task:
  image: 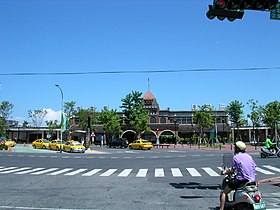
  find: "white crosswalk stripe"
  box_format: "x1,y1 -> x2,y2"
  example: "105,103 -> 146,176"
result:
0,165 -> 279,178
256,167 -> 275,175
31,168 -> 59,175
202,167 -> 220,177
186,168 -> 201,176
0,167 -> 30,174
155,168 -> 164,177
48,168 -> 73,176
15,168 -> 45,174
100,169 -> 117,176
171,168 -> 183,177
118,169 -> 132,177
136,169 -> 148,177
82,169 -> 102,176
65,169 -> 88,176
0,167 -> 18,172
262,165 -> 280,173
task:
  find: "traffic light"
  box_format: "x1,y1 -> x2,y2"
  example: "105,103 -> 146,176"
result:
214,0 -> 278,10
206,0 -> 279,22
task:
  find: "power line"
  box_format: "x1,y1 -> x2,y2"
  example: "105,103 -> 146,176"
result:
0,66 -> 280,76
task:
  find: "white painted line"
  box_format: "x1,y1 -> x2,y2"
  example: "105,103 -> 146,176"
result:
48,168 -> 73,175
100,169 -> 117,177
171,168 -> 183,177
118,169 -> 133,177
256,167 -> 275,175
31,168 -> 59,175
65,169 -> 88,176
82,169 -> 102,176
155,168 -> 164,177
136,169 -> 148,177
263,165 -> 280,173
0,167 -> 18,172
0,167 -> 31,174
202,167 -> 220,177
15,168 -> 45,174
186,168 -> 201,177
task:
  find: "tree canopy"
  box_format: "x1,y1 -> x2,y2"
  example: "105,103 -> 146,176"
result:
120,90 -> 150,139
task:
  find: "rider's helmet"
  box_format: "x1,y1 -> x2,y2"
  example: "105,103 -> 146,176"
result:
267,135 -> 270,139
235,141 -> 246,153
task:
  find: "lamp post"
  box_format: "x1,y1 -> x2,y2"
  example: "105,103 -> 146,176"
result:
55,84 -> 64,153
174,114 -> 177,147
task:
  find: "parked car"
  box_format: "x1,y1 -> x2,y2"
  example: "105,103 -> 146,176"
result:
128,139 -> 152,150
5,139 -> 16,147
63,141 -> 85,153
49,140 -> 65,151
32,139 -> 50,149
107,138 -> 129,148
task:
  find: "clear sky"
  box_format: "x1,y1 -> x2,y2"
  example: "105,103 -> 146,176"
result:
0,0 -> 279,125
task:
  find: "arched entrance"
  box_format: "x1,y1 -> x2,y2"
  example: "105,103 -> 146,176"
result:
159,130 -> 176,144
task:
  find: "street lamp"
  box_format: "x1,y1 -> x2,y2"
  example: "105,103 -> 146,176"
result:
55,84 -> 64,153
174,114 -> 177,146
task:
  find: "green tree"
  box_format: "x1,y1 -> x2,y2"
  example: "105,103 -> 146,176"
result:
45,120 -> 59,140
98,109 -> 122,141
261,100 -> 280,139
64,101 -> 76,139
247,99 -> 262,143
120,91 -> 150,139
226,100 -> 245,142
193,104 -> 214,144
74,106 -> 97,130
28,109 -> 47,139
0,101 -> 14,137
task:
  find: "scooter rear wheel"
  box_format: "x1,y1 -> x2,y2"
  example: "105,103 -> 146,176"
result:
260,153 -> 267,158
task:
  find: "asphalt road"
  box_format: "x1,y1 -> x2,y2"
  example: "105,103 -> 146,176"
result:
0,145 -> 279,210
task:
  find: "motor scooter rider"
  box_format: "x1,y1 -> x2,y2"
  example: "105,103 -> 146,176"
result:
265,135 -> 276,152
219,141 -> 257,210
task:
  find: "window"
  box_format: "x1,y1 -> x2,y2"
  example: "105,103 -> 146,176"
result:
160,117 -> 166,123
150,116 -> 157,123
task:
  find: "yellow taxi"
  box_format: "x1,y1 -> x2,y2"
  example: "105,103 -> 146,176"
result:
63,141 -> 85,153
5,139 -> 16,147
128,139 -> 152,150
32,139 -> 50,149
49,140 -> 65,151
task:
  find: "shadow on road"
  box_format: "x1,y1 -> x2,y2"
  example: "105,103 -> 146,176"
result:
170,182 -> 221,190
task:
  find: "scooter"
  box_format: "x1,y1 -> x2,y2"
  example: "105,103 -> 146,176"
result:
260,140 -> 280,158
220,153 -> 266,210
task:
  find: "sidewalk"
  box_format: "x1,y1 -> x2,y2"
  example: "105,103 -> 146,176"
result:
161,143 -> 262,152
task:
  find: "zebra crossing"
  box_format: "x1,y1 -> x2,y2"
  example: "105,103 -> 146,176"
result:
0,165 -> 279,178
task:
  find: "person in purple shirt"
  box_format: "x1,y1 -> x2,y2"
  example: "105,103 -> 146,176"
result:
219,141 -> 256,210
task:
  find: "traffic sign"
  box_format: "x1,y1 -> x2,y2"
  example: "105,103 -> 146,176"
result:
270,2 -> 280,20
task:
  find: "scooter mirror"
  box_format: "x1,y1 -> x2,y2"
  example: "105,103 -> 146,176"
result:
222,153 -> 233,169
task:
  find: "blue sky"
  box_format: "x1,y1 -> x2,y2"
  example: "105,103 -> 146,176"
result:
0,0 -> 279,125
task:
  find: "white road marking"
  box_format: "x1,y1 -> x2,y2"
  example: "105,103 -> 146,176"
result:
31,168 -> 59,175
65,169 -> 88,176
136,169 -> 148,177
171,168 -> 183,177
48,168 -> 73,175
100,169 -> 117,176
155,168 -> 164,177
0,167 -> 31,174
202,167 -> 220,177
82,169 -> 102,176
262,165 -> 280,173
118,169 -> 133,177
186,168 -> 201,177
256,167 -> 275,175
15,168 -> 45,174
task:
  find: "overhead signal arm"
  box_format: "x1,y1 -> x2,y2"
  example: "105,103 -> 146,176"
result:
206,0 -> 279,22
